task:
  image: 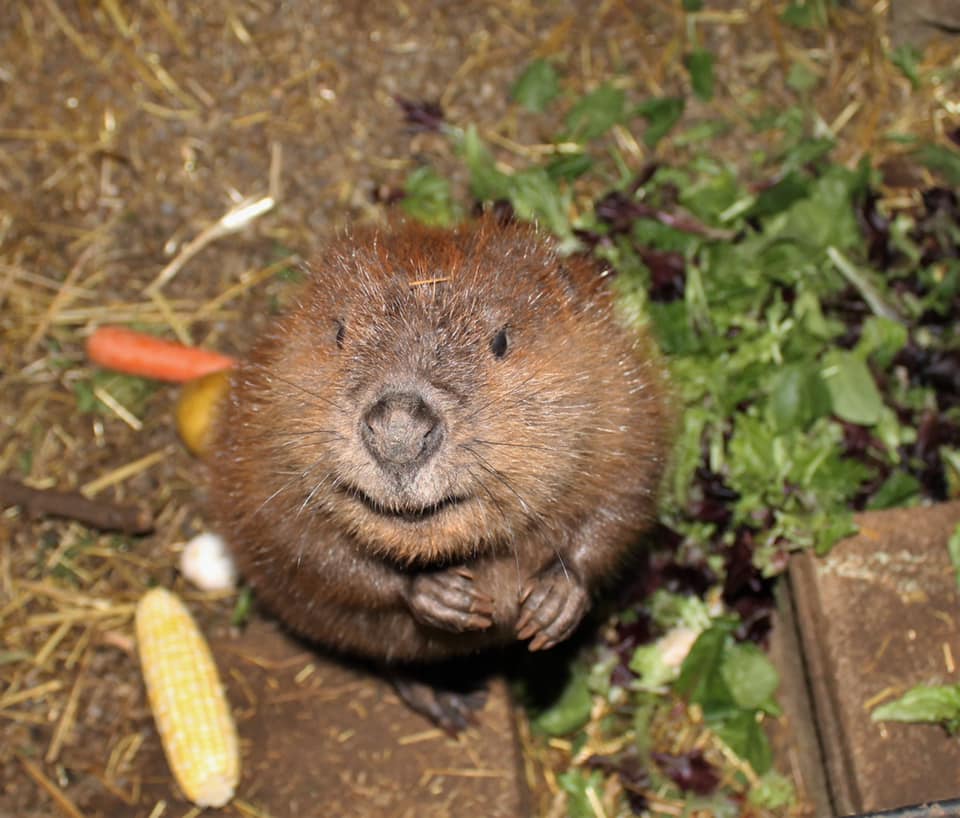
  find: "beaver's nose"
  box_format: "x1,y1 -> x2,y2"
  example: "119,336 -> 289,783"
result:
360,391 -> 444,470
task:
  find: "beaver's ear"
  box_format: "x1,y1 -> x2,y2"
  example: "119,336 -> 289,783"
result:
335,319 -> 346,349
490,327 -> 509,359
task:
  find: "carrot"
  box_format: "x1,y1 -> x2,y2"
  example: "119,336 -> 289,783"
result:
86,326 -> 237,383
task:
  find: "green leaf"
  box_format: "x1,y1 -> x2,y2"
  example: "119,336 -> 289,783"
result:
872,683 -> 960,733
511,59 -> 561,113
685,49 -> 714,101
915,143 -> 960,187
748,171 -> 811,219
586,650 -> 619,698
720,642 -> 780,712
794,289 -> 844,341
749,770 -> 797,809
821,350 -> 884,425
780,137 -> 836,175
649,300 -> 699,356
682,0 -> 703,9
75,371 -> 157,418
786,61 -> 819,93
508,167 -> 574,242
867,471 -> 921,510
726,416 -> 779,496
545,152 -> 594,181
667,407 -> 710,508
632,693 -> 660,756
635,97 -> 685,148
781,0 -> 833,28
856,316 -> 908,368
774,169 -> 860,251
459,127 -> 577,241
558,770 -> 605,818
811,507 -> 858,556
231,586 -> 254,627
646,589 -> 713,631
533,665 -> 593,736
17,448 -> 33,476
565,84 -> 625,142
74,379 -> 97,413
676,624 -> 737,719
629,644 -> 676,689
712,710 -> 774,774
726,415 -> 868,549
458,125 -> 512,201
673,118 -> 731,146
400,166 -> 462,226
889,44 -> 922,90
766,363 -> 832,432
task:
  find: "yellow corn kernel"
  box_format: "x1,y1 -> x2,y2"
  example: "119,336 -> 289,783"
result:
135,587 -> 239,807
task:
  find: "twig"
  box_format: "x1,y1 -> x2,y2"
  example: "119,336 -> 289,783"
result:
47,652 -> 90,763
40,0 -> 100,62
17,754 -> 88,818
80,449 -> 167,498
0,477 -> 154,534
0,680 -> 64,709
145,195 -> 275,293
25,240 -> 102,357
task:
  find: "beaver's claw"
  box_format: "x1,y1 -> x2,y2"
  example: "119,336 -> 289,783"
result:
407,566 -> 495,632
516,562 -> 589,651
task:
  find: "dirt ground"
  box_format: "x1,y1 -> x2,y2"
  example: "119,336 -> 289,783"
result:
0,1 -> 953,816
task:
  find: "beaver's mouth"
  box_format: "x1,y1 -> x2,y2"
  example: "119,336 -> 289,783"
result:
342,485 -> 470,523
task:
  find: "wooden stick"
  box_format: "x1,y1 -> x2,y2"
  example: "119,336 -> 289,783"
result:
0,477 -> 153,535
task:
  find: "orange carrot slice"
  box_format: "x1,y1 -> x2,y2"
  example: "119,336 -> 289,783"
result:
86,326 -> 236,383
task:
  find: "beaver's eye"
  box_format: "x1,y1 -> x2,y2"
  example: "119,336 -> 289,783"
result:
335,320 -> 346,349
490,327 -> 509,359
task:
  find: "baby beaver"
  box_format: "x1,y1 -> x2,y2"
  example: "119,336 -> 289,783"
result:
209,216 -> 670,726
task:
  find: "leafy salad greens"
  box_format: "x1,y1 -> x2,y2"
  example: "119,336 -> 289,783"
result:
396,38 -> 960,815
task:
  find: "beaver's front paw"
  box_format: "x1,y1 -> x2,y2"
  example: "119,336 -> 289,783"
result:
407,567 -> 495,632
516,562 -> 590,651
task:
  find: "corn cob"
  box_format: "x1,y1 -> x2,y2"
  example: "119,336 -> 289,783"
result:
135,587 -> 240,807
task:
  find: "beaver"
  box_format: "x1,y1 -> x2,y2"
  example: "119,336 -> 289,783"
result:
208,216 -> 670,726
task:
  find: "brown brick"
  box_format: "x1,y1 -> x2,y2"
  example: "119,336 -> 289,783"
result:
785,502 -> 960,814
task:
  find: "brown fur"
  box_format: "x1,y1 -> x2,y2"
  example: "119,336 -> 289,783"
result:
208,217 -> 670,663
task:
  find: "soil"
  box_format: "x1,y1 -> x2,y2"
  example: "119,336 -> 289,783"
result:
76,619 -> 528,818
0,1 -> 954,816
